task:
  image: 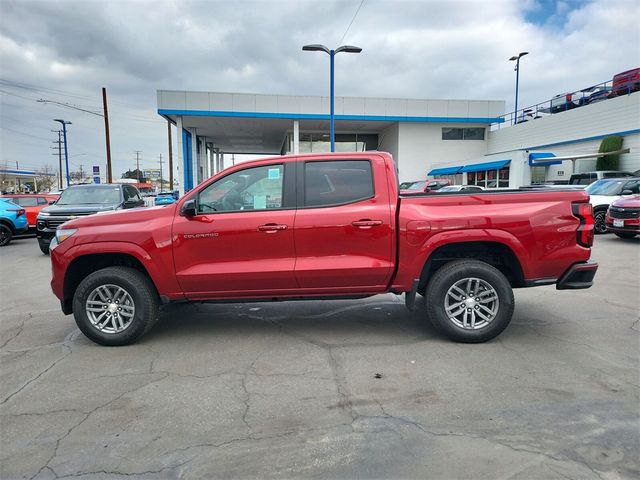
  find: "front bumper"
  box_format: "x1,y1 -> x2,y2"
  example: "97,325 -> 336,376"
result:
556,261 -> 598,290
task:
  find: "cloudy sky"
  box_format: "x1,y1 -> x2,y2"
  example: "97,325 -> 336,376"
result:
0,0 -> 638,182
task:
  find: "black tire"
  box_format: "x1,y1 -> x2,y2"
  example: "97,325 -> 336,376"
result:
594,210 -> 608,234
615,232 -> 638,239
38,240 -> 50,255
425,260 -> 515,343
73,266 -> 159,346
0,224 -> 12,247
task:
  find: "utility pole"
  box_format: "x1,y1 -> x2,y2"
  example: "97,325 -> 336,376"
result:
167,121 -> 173,192
134,151 -> 142,183
51,130 -> 63,189
102,87 -> 113,183
158,154 -> 164,193
79,164 -> 84,182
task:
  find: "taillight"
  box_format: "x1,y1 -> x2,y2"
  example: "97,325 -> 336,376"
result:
572,202 -> 594,247
8,208 -> 25,218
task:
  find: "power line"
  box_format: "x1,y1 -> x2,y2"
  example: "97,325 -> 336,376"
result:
339,0 -> 366,45
0,125 -> 52,141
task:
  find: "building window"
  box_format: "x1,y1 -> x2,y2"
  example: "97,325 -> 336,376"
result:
467,167 -> 510,188
442,128 -> 485,140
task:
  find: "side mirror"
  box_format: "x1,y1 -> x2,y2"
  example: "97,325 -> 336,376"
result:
48,200 -> 56,205
424,187 -> 431,193
181,199 -> 197,217
621,189 -> 633,195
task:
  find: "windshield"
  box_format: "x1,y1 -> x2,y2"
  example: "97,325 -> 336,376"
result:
406,181 -> 425,190
585,179 -> 625,196
57,186 -> 122,205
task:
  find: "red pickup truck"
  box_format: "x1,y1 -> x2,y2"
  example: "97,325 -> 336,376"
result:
49,152 -> 597,346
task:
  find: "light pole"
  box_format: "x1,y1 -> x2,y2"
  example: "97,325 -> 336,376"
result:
509,52 -> 528,125
54,119 -> 72,187
302,44 -> 362,152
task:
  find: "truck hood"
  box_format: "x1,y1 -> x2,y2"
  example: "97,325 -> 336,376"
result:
40,203 -> 119,216
62,205 -> 175,229
589,194 -> 620,207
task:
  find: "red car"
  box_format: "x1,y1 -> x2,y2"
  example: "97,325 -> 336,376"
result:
1,194 -> 59,231
605,194 -> 640,238
49,152 -> 597,346
399,179 -> 450,194
611,67 -> 640,96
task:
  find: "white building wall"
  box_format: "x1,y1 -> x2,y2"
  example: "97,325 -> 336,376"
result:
378,124 -> 399,169
488,93 -> 640,172
158,90 -> 504,120
396,123 -> 489,182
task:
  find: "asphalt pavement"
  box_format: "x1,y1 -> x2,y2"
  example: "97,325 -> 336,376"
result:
1,234 -> 638,479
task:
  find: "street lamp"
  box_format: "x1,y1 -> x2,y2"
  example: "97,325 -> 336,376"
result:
302,44 -> 362,152
53,119 -> 72,187
509,52 -> 528,125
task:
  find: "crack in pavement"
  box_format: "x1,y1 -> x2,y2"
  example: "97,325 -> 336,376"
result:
27,373 -> 170,480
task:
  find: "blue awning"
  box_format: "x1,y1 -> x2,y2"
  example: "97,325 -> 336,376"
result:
427,166 -> 462,176
460,160 -> 510,173
529,152 -> 562,166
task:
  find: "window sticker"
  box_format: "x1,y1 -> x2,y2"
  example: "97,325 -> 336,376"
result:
268,168 -> 280,180
253,195 -> 267,209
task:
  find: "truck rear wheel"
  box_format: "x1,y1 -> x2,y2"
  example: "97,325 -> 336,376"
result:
72,266 -> 159,346
425,260 -> 514,343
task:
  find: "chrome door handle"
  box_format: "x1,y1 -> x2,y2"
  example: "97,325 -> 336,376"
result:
258,223 -> 288,232
352,219 -> 383,228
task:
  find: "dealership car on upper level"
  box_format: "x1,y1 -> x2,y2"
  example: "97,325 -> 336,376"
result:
48,152 -> 598,347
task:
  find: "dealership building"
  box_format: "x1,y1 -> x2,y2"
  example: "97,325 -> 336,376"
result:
157,90 -> 639,193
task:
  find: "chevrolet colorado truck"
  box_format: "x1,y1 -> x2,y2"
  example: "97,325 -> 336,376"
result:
49,152 -> 597,346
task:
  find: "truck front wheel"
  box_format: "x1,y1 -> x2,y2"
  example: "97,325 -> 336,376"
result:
72,266 -> 159,346
425,260 -> 514,343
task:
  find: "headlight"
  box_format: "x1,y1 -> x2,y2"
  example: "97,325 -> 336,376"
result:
56,228 -> 78,243
38,211 -> 50,217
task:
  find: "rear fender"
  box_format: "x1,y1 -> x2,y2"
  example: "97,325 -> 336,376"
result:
394,229 -> 530,291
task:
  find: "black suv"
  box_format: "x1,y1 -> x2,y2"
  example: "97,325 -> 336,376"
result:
36,184 -> 145,254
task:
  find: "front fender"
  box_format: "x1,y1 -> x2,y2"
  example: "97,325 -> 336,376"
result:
55,241 -> 183,299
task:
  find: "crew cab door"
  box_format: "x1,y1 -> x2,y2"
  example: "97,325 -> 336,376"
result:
293,156 -> 394,292
172,162 -> 298,299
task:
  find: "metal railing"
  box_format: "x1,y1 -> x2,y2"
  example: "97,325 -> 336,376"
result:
492,79 -> 636,130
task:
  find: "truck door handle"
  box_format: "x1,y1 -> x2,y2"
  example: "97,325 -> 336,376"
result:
352,219 -> 383,228
258,223 -> 288,232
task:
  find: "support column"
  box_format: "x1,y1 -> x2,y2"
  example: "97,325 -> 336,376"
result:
176,116 -> 185,196
293,120 -> 300,154
220,153 -> 224,171
188,128 -> 198,189
198,136 -> 207,184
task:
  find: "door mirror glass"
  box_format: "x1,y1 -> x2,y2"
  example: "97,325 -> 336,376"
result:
181,199 -> 197,217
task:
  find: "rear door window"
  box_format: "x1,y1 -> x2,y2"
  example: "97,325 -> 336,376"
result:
16,197 -> 38,207
303,160 -> 374,207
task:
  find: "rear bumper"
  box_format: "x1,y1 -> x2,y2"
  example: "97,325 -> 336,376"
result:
556,261 -> 598,290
